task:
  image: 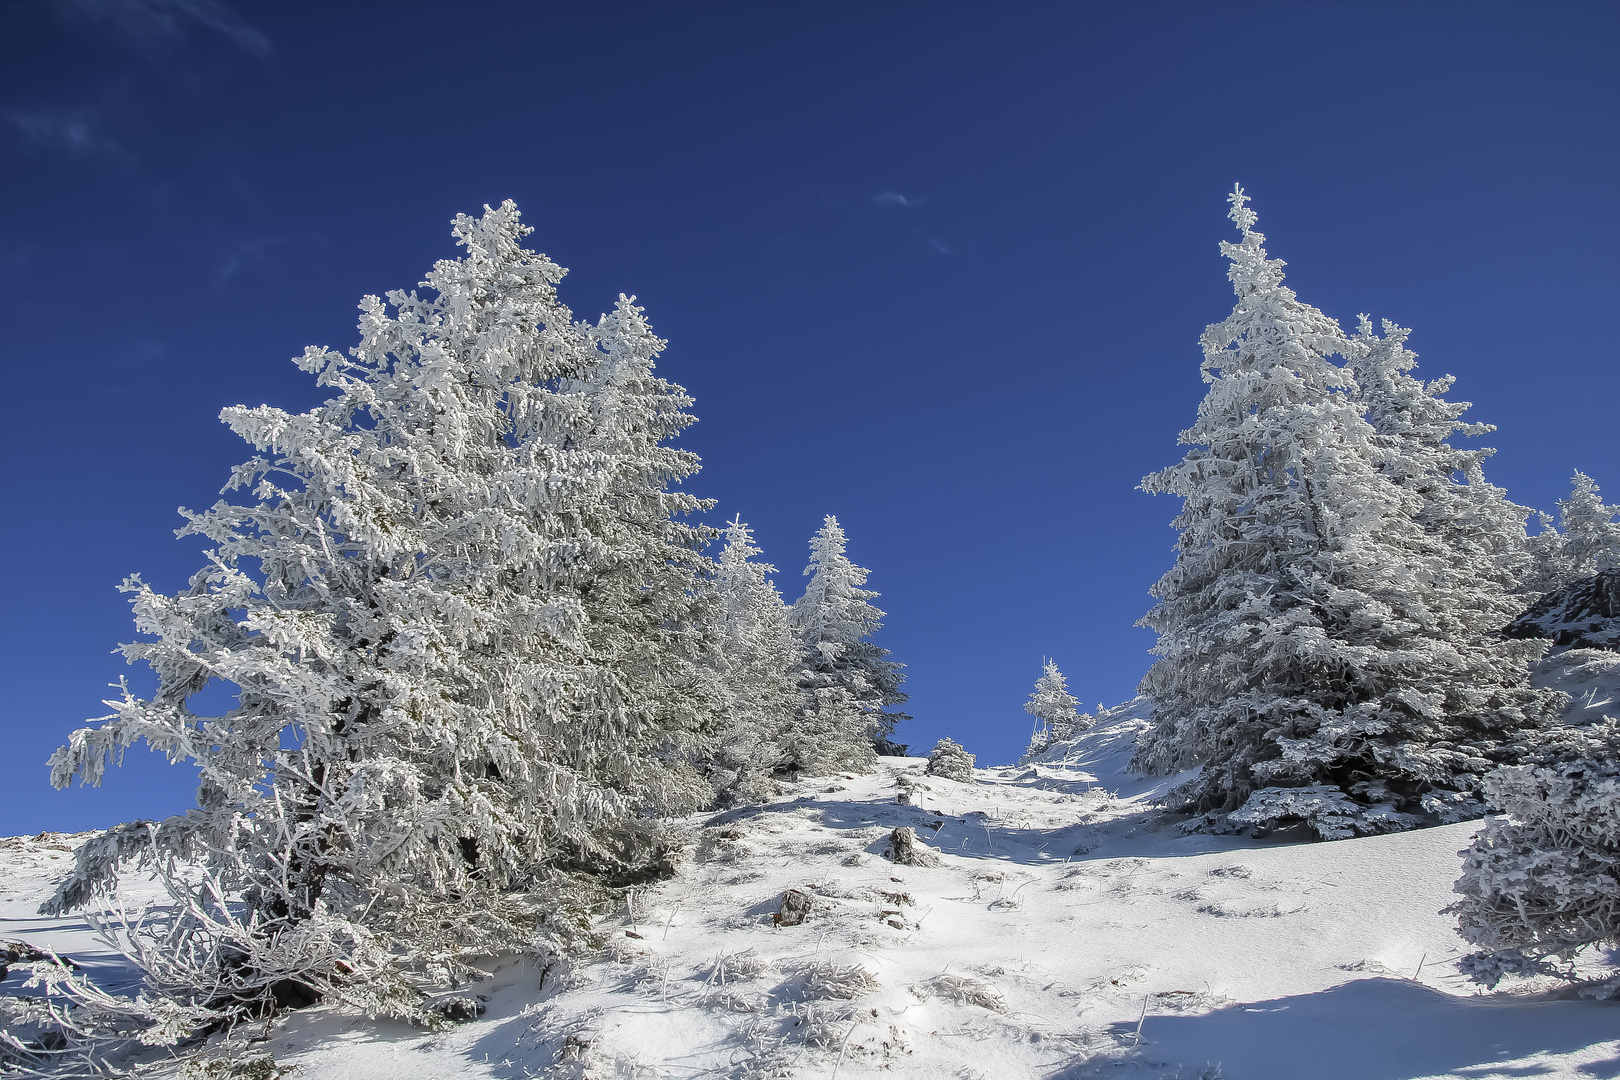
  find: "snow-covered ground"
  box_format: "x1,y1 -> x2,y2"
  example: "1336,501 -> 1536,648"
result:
1532,648 -> 1620,727
5,703 -> 1619,1078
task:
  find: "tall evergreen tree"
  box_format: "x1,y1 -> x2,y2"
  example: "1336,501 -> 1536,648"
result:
701,517 -> 799,802
786,515 -> 908,772
1134,187 -> 1558,839
41,203 -> 715,1025
1349,316 -> 1535,591
1347,316 -> 1560,773
559,292 -> 720,845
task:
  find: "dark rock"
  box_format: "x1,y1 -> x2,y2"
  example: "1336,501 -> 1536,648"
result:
1505,570 -> 1620,651
887,826 -> 941,867
268,978 -> 321,1010
656,847 -> 686,879
774,888 -> 814,926
432,995 -> 486,1022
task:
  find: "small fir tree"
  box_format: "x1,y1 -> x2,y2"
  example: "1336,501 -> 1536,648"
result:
786,515 -> 908,772
1549,471 -> 1620,589
1023,659 -> 1086,758
925,738 -> 976,783
40,203 -> 715,1030
702,518 -> 799,803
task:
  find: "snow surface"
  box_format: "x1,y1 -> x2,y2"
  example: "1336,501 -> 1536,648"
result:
7,702 -> 1620,1078
1532,648 -> 1620,728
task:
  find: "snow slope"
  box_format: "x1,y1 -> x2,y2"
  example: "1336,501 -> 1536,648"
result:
5,707 -> 1619,1078
1532,648 -> 1620,727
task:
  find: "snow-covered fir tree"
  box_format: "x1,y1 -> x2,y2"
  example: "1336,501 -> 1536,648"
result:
1534,471 -> 1620,591
1346,315 -> 1561,775
1022,659 -> 1086,760
700,517 -> 799,803
1134,186 -> 1561,838
785,515 -> 908,772
41,202 -> 716,1029
556,290 -> 721,855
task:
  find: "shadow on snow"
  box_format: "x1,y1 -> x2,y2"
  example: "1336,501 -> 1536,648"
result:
1062,977 -> 1620,1080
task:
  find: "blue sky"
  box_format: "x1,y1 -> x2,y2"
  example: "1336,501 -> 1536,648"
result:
2,1 -> 1616,834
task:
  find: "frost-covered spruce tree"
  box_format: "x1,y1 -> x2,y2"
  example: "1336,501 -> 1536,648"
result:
1537,471 -> 1620,591
701,517 -> 799,803
1346,317 -> 1562,776
556,290 -> 720,857
1452,719 -> 1620,992
41,202 -> 715,1027
1134,186 -> 1556,839
1022,659 -> 1086,758
786,515 -> 908,772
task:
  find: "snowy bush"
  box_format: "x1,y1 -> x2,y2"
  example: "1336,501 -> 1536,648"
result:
925,738 -> 975,783
926,973 -> 1006,1012
1134,186 -> 1562,836
1452,719 -> 1620,988
792,959 -> 881,1000
38,202 -> 717,1047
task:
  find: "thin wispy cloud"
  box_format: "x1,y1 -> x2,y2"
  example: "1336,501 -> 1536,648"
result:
921,232 -> 952,256
214,236 -> 283,287
873,191 -> 926,209
6,108 -> 135,166
49,0 -> 272,61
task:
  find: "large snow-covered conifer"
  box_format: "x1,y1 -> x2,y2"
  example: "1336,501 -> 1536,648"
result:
1346,316 -> 1561,775
786,516 -> 908,772
1134,187 -> 1560,838
41,202 -> 715,1024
